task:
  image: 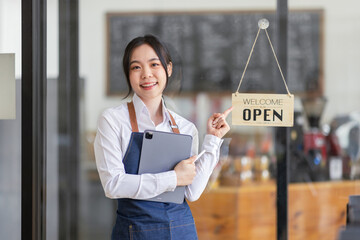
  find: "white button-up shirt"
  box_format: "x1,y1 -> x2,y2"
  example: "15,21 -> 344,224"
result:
94,94 -> 223,202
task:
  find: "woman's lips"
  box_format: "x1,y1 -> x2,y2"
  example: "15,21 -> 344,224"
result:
140,82 -> 158,89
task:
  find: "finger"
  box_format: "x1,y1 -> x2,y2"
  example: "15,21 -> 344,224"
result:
222,106 -> 233,118
215,119 -> 228,129
212,111 -> 226,124
216,118 -> 225,126
188,155 -> 197,163
212,107 -> 232,125
212,115 -> 223,125
215,121 -> 225,129
210,113 -> 222,121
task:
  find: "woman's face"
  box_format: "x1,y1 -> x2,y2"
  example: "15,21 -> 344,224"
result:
129,44 -> 172,103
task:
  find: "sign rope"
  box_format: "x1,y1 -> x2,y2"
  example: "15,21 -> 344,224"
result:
235,19 -> 291,96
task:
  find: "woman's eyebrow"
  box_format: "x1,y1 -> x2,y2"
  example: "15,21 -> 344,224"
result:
129,60 -> 140,65
130,58 -> 159,65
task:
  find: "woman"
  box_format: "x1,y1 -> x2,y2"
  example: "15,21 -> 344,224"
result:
94,35 -> 232,240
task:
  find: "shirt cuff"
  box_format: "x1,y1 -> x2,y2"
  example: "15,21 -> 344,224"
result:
202,134 -> 224,153
157,170 -> 177,192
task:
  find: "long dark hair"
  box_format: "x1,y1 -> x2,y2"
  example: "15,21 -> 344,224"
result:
122,35 -> 172,98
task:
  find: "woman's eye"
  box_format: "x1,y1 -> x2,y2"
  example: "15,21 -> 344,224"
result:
151,63 -> 160,67
131,66 -> 140,70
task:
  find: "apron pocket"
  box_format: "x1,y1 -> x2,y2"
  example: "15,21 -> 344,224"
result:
129,222 -> 171,240
170,217 -> 198,240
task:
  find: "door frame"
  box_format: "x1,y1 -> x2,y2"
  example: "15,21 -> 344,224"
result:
21,0 -> 47,239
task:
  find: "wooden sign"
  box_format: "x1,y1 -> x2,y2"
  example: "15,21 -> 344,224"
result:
232,93 -> 294,127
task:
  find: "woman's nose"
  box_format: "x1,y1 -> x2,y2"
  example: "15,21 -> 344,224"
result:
141,66 -> 153,79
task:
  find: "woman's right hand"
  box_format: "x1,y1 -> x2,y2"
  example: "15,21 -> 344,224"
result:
174,155 -> 197,186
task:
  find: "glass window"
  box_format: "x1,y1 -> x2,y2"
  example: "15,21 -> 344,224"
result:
47,0 -> 59,239
45,0 -> 360,239
0,0 -> 21,239
287,1 -> 360,239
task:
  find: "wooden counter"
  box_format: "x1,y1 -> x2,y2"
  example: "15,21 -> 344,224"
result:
188,181 -> 360,240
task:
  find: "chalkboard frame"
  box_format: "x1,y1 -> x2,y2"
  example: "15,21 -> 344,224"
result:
106,10 -> 324,97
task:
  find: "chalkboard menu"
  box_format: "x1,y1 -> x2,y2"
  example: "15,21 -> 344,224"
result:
106,10 -> 323,96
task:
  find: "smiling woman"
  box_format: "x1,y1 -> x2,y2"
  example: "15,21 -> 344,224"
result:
93,34 -> 232,239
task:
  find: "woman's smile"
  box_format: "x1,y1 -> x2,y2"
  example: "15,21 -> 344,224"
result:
140,81 -> 158,90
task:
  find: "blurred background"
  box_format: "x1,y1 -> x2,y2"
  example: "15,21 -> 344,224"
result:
1,0 -> 360,239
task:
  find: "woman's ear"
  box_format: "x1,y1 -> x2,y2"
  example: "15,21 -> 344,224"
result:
167,62 -> 173,77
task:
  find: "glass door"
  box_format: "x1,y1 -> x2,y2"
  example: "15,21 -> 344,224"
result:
14,0 -> 360,239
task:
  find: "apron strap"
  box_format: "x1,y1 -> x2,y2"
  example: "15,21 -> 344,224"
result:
168,113 -> 180,134
127,101 -> 180,134
127,102 -> 139,132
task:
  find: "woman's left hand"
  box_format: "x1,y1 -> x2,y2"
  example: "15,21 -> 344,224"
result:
206,106 -> 233,139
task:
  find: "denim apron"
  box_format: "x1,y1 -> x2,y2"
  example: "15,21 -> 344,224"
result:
111,102 -> 198,240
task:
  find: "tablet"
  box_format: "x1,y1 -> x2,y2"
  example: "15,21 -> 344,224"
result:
138,130 -> 193,204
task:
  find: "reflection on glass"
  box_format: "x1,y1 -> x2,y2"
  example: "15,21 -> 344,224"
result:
0,80 -> 21,240
0,1 -> 21,239
75,1 -> 360,240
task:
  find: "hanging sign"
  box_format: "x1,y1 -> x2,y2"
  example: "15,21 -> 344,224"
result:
0,53 -> 15,119
232,19 -> 294,127
232,93 -> 294,127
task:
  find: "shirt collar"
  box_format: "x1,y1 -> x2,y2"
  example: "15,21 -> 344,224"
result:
132,94 -> 171,124
132,93 -> 147,115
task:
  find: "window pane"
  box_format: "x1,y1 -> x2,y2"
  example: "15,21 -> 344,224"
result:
288,1 -> 360,239
79,1 -> 278,239
78,1 -> 360,240
47,0 -> 59,239
0,0 -> 21,239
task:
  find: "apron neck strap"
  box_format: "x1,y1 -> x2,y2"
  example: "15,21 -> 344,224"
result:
127,101 -> 180,134
169,113 -> 180,134
127,102 -> 139,132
